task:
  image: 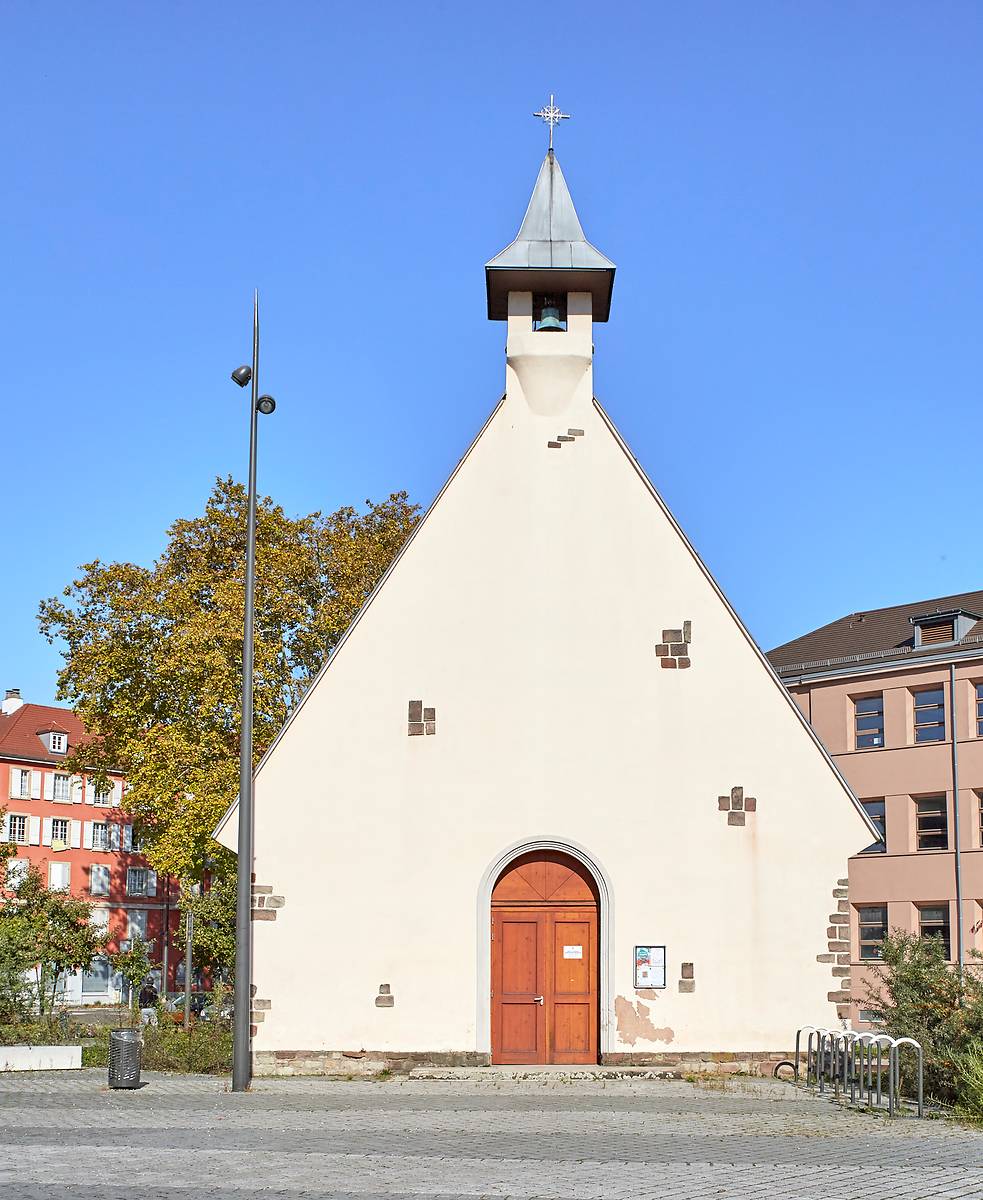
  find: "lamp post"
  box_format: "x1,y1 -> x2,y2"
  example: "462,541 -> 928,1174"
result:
231,291 -> 276,1092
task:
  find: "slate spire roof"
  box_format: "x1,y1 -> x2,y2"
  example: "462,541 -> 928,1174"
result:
486,149 -> 616,322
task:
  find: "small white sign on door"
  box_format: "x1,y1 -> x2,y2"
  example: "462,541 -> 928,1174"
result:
563,945 -> 583,959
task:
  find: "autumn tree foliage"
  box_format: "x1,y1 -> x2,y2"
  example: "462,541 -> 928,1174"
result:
39,477 -> 419,888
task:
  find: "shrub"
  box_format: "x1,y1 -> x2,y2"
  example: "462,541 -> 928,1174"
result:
863,931 -> 983,1105
81,1018 -> 232,1074
953,1042 -> 983,1122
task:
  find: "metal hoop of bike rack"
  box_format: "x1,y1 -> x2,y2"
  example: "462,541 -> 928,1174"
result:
889,1037 -> 924,1119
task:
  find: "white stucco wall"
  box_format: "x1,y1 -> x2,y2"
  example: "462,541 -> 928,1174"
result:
218,293 -> 871,1059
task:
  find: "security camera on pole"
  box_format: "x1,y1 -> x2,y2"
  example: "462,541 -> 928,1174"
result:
230,292 -> 276,1092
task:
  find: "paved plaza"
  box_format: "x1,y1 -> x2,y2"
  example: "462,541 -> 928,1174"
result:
0,1069 -> 980,1199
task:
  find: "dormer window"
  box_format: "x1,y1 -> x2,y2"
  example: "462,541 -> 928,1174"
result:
533,293 -> 567,332
911,608 -> 982,648
40,730 -> 68,754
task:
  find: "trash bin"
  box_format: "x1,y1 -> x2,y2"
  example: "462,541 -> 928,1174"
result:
108,1029 -> 142,1089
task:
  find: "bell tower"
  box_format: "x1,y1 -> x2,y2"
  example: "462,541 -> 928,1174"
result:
485,132 -> 615,418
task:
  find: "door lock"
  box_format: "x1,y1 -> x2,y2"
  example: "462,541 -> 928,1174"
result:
533,995 -> 544,1004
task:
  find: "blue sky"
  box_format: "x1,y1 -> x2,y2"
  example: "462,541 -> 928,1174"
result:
3,2 -> 982,705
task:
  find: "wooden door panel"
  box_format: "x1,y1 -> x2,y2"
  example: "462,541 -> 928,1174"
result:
500,920 -> 539,994
553,1001 -> 592,1058
492,912 -> 546,1064
549,912 -> 597,1063
552,918 -> 591,994
500,1002 -> 539,1058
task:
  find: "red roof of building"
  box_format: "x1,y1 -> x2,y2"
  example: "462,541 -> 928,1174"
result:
0,702 -> 89,764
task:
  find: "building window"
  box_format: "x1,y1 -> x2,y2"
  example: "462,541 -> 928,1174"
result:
90,864 -> 110,895
858,905 -> 888,959
860,799 -> 886,853
49,733 -> 67,754
8,815 -> 27,844
92,785 -> 111,807
126,868 -> 148,896
48,861 -> 70,891
51,817 -> 69,845
858,1009 -> 882,1025
854,695 -> 884,748
918,904 -> 951,958
81,956 -> 111,995
52,773 -> 71,802
12,768 -> 31,798
127,909 -> 148,939
913,687 -> 946,743
6,859 -> 28,888
916,795 -> 948,850
976,683 -> 983,737
92,822 -> 109,851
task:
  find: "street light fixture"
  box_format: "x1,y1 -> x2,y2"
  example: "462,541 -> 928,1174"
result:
232,291 -> 276,1093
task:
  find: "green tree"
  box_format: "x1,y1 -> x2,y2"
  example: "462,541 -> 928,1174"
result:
110,935 -> 153,1023
175,878 -> 236,979
38,477 -> 418,889
3,864 -> 106,1016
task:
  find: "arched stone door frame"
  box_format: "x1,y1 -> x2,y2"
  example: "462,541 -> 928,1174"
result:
476,837 -> 615,1058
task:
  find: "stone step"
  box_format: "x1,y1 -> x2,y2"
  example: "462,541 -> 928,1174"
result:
409,1065 -> 673,1081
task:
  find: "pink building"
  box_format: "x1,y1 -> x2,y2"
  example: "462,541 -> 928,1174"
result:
769,590 -> 983,1025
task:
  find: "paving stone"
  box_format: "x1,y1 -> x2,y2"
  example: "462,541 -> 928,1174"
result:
0,1069 -> 978,1199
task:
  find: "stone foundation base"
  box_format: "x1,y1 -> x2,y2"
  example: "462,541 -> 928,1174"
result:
601,1051 -> 793,1077
254,1050 -> 491,1077
254,1049 -> 792,1078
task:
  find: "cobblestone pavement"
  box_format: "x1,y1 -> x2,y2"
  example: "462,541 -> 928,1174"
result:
0,1070 -> 980,1199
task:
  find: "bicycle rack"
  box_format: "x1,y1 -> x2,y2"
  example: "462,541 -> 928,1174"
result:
793,1026 -> 924,1118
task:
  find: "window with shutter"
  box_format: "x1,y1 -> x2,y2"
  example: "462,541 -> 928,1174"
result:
920,621 -> 954,645
48,862 -> 70,891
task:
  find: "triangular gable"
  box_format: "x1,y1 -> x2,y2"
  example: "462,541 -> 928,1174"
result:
215,392 -> 877,845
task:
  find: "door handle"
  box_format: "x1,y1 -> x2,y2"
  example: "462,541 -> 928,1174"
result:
533,996 -> 544,1004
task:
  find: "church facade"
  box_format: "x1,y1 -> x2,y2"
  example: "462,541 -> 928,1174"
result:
216,147 -> 875,1075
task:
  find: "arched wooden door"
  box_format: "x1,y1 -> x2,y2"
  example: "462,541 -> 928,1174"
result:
491,850 -> 599,1065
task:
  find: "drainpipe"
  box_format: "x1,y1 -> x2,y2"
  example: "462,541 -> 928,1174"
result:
949,664 -> 965,978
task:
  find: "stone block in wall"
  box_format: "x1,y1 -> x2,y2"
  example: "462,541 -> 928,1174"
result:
827,940 -> 849,952
678,980 -> 695,993
408,722 -> 424,736
662,629 -> 682,643
744,796 -> 756,811
727,811 -> 745,826
683,621 -> 692,642
681,963 -> 694,979
832,887 -> 849,899
661,659 -> 677,669
656,644 -> 670,656
717,797 -> 729,811
677,657 -> 691,669
408,700 -> 423,722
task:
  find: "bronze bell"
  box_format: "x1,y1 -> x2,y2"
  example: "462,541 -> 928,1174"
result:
537,301 -> 564,332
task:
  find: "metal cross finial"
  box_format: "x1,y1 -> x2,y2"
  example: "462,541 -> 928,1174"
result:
533,93 -> 570,150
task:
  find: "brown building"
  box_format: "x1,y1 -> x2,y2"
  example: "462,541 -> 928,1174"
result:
769,589 -> 983,1025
